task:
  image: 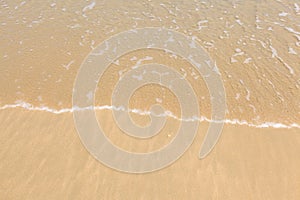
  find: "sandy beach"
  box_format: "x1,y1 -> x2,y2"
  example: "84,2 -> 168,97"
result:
1,0 -> 300,199
1,108 -> 300,199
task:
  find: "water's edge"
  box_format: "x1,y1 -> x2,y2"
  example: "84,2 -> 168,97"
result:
1,101 -> 299,129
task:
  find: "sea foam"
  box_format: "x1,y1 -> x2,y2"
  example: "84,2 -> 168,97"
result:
0,101 -> 299,129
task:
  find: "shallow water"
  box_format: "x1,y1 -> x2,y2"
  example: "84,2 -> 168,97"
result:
1,0 -> 299,126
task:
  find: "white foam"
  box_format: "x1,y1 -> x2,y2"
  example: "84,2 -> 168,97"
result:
269,44 -> 294,75
243,57 -> 252,64
132,56 -> 154,69
284,27 -> 300,46
0,101 -> 299,129
245,88 -> 251,101
197,20 -> 208,30
83,1 -> 96,12
235,19 -> 243,26
230,57 -> 237,63
288,47 -> 297,55
285,27 -> 300,35
295,3 -> 300,13
62,60 -> 75,70
278,12 -> 288,17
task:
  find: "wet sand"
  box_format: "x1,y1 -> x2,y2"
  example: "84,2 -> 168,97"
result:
1,108 -> 300,199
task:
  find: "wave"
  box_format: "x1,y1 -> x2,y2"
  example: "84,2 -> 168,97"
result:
0,101 -> 299,129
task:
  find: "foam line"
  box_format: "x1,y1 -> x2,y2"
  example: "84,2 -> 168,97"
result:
0,101 -> 299,129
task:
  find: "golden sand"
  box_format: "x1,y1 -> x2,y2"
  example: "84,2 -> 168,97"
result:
1,109 -> 300,199
1,0 -> 300,199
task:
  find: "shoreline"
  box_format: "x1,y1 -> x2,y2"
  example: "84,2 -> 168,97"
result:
1,103 -> 299,129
